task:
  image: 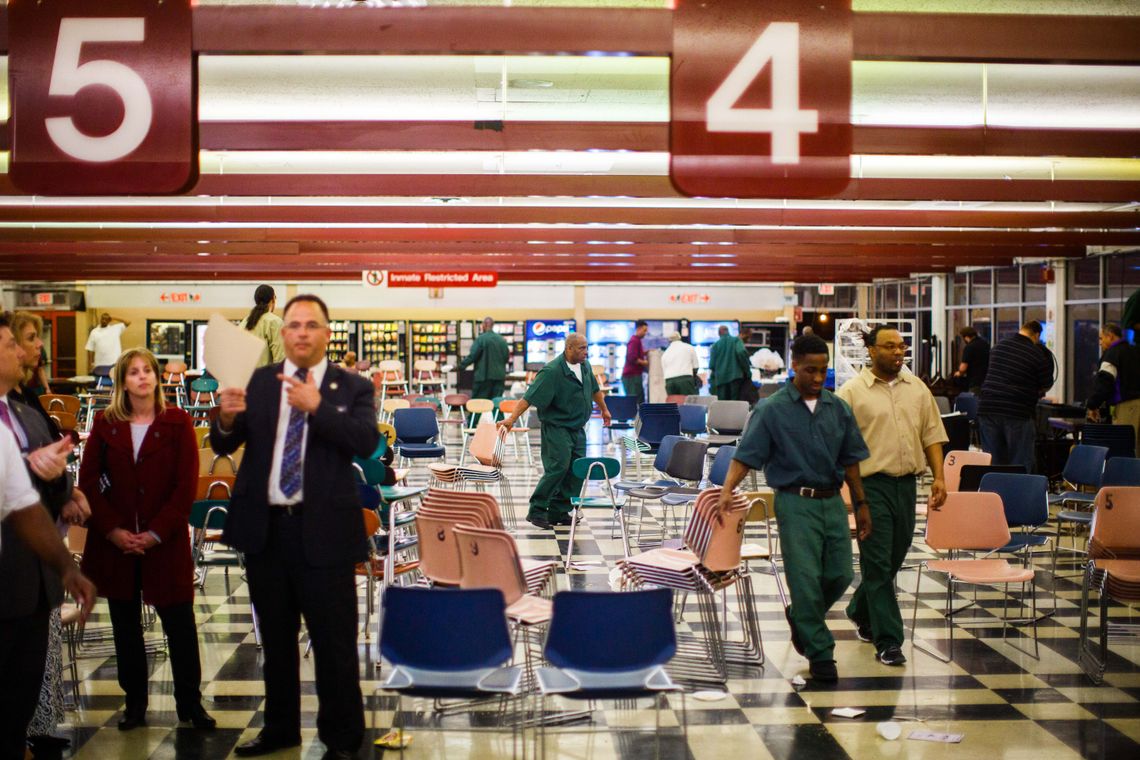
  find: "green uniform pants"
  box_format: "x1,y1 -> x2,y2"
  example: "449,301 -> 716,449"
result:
471,379 -> 505,402
775,492 -> 854,663
529,424 -> 586,521
713,382 -> 739,401
621,374 -> 644,407
665,376 -> 697,397
845,474 -> 916,651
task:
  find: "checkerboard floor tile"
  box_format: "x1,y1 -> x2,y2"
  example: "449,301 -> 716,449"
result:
49,420 -> 1139,759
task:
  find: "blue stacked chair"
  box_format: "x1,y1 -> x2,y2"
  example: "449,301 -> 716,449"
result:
678,404 -> 708,437
1080,424 -> 1136,461
636,403 -> 680,453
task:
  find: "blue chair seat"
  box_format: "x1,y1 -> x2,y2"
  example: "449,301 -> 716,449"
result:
660,488 -> 705,506
384,664 -> 524,700
397,442 -> 446,458
536,665 -> 675,700
615,478 -> 674,493
1057,510 -> 1093,524
1050,491 -> 1095,506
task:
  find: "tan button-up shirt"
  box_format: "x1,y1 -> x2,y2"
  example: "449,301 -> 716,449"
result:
836,367 -> 948,478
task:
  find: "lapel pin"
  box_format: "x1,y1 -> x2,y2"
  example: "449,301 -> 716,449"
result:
330,382 -> 339,390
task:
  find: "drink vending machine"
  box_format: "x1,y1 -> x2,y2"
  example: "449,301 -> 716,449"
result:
525,320 -> 576,366
357,321 -> 406,366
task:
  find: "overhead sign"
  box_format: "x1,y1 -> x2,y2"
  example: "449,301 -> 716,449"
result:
670,0 -> 852,199
818,283 -> 836,295
8,0 -> 197,195
159,291 -> 201,303
669,293 -> 712,304
362,270 -> 387,287
386,272 -> 498,288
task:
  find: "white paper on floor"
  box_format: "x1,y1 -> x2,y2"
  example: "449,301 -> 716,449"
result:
909,730 -> 964,743
831,707 -> 866,719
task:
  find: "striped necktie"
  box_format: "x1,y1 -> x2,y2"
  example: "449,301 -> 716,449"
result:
279,367 -> 308,498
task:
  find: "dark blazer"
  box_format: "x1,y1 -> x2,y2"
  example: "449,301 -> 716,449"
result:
78,407 -> 198,607
210,362 -> 379,567
0,392 -> 72,619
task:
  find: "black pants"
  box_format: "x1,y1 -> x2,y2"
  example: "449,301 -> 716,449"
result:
244,511 -> 363,752
107,561 -> 203,714
0,602 -> 49,760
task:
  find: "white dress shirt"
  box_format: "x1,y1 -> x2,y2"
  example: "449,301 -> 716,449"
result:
268,358 -> 328,505
0,425 -> 40,555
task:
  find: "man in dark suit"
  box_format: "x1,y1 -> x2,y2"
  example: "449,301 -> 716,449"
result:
212,295 -> 379,760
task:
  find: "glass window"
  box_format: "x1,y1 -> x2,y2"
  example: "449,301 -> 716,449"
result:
882,283 -> 899,309
1103,251 -> 1140,301
1067,257 -> 1100,301
1068,303 -> 1101,403
1022,263 -> 1046,303
951,273 -> 967,306
901,280 -> 918,308
971,270 -> 993,305
970,308 -> 993,343
996,307 -> 1020,343
996,267 -> 1020,304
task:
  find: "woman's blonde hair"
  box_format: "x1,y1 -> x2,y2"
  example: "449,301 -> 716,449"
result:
104,348 -> 166,423
9,311 -> 44,385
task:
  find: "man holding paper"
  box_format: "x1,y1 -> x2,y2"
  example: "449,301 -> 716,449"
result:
211,295 -> 379,760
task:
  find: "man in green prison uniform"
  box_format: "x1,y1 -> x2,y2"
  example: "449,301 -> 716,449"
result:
499,334 -> 611,529
716,334 -> 870,682
709,325 -> 750,400
837,325 -> 946,668
458,316 -> 510,400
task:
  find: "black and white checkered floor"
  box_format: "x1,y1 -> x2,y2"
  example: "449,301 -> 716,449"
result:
53,420 -> 1140,759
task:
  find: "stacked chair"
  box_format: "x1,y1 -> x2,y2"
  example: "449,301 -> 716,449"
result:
1050,444 -> 1109,574
703,400 -> 750,448
943,449 -> 992,492
428,422 -> 517,531
1080,423 -> 1136,461
625,438 -> 708,547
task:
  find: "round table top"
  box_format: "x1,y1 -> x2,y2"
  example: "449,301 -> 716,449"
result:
67,376 -> 95,384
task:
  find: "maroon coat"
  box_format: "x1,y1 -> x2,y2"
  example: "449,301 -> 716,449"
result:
79,406 -> 198,607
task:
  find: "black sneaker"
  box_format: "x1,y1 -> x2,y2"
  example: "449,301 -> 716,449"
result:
809,659 -> 838,682
876,645 -> 907,667
526,515 -> 552,530
552,512 -> 580,526
847,613 -> 873,643
785,606 -> 805,656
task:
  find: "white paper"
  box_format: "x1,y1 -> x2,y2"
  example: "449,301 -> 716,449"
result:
203,314 -> 265,390
831,707 -> 866,719
908,730 -> 964,743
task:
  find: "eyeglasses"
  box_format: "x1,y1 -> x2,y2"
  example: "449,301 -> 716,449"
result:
873,342 -> 909,352
284,321 -> 328,332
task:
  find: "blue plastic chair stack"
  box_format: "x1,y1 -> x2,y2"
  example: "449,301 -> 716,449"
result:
1050,444 -> 1109,574
392,406 -> 447,467
636,403 -> 681,453
678,404 -> 707,437
605,395 -> 639,437
1080,424 -> 1136,461
1102,457 -> 1140,487
535,589 -> 685,759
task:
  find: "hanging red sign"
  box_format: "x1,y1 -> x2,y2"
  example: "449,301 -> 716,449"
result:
386,272 -> 498,288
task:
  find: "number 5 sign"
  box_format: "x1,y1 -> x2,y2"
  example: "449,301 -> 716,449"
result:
670,0 -> 852,198
8,0 -> 197,195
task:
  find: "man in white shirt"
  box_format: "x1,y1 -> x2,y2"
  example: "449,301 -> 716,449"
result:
0,426 -> 95,760
662,332 -> 701,396
85,312 -> 130,370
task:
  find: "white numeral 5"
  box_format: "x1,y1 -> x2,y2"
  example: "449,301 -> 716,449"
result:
706,22 -> 818,164
45,18 -> 153,162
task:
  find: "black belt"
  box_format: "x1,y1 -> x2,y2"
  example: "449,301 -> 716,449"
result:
270,503 -> 303,516
779,486 -> 839,499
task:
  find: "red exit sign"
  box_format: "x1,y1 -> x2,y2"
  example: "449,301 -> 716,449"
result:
669,293 -> 711,304
35,292 -> 54,305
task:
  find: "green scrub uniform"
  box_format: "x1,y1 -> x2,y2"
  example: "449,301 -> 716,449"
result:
734,382 -> 869,664
710,334 -> 750,401
665,375 -> 698,397
523,355 -> 600,521
458,329 -> 510,400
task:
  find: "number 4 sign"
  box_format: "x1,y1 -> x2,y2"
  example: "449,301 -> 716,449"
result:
8,0 -> 197,195
671,0 -> 852,198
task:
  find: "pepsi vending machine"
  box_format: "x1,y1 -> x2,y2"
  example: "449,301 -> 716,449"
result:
526,319 -> 577,365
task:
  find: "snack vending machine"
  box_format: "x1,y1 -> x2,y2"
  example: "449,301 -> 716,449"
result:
525,319 -> 576,365
146,320 -> 192,368
409,320 -> 460,390
357,321 -> 406,366
585,320 -> 633,385
325,320 -> 356,365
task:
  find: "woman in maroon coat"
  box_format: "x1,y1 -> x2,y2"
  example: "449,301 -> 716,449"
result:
79,348 -> 215,731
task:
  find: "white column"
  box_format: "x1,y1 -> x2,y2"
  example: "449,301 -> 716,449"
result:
930,274 -> 949,377
1045,259 -> 1067,401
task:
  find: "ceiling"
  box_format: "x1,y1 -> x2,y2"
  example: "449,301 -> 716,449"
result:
0,1 -> 1137,284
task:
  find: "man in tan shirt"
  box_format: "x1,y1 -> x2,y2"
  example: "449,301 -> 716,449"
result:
836,325 -> 947,667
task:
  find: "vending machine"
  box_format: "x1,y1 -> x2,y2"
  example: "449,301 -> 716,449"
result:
689,320 -> 740,376
325,320 -> 357,365
357,320 -> 406,367
146,320 -> 192,368
525,319 -> 576,365
409,320 -> 461,389
585,320 -> 634,385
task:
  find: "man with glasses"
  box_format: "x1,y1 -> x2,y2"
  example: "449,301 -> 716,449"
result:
212,295 -> 379,760
837,325 -> 947,667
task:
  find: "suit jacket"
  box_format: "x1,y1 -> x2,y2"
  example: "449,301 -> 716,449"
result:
211,362 -> 380,567
0,391 -> 72,619
78,407 -> 198,606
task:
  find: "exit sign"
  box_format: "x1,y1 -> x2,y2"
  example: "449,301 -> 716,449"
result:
35,292 -> 54,305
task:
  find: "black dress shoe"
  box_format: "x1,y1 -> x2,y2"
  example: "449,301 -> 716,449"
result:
177,703 -> 217,730
526,515 -> 552,530
234,733 -> 303,757
117,709 -> 147,731
809,659 -> 838,682
785,606 -> 805,656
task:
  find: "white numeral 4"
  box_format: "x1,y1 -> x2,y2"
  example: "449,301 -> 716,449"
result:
45,18 -> 153,163
706,22 -> 818,164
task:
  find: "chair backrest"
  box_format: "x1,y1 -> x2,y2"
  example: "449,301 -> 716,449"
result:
934,395 -> 952,415
466,398 -> 494,415
544,589 -> 676,672
957,463 -> 1027,492
362,508 -> 381,540
1089,486 -> 1140,551
943,449 -> 992,492
377,421 -> 397,448
468,422 -> 506,467
190,377 -> 218,393
414,509 -> 475,586
393,407 -> 440,443
663,438 -> 708,482
164,359 -> 188,376
498,399 -> 526,419
1103,457 -> 1140,487
685,395 -> 715,408
444,393 -> 470,409
571,456 -> 621,480
66,524 -> 87,557
605,394 -> 639,423
39,394 -> 82,416
196,476 -> 234,501
708,445 -> 736,487
452,525 -> 529,606
188,499 -> 229,530
979,472 -> 1049,528
378,359 -> 405,377
355,359 -> 372,373
357,482 -> 382,511
684,489 -> 749,571
637,409 -> 681,446
924,491 -> 1011,551
423,489 -> 502,530
707,400 -> 750,434
199,449 -> 238,476
382,398 -> 410,414
1062,444 -> 1109,489
941,413 -> 971,453
651,434 -> 683,473
665,394 -> 688,405
954,392 -> 978,420
354,456 -> 391,486
380,586 -> 512,671
49,411 -> 78,432
678,404 -> 707,435
1080,424 -> 1136,460
413,359 -> 438,373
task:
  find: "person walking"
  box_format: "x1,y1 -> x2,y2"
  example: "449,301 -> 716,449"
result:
78,348 -> 215,733
953,325 -> 990,393
458,317 -> 510,400
1085,322 -> 1140,456
836,326 -> 947,667
498,334 -> 611,530
976,321 -> 1055,472
85,312 -> 130,372
709,325 -> 750,401
212,295 -> 379,759
244,284 -> 284,368
715,334 -> 870,682
621,320 -> 649,406
662,332 -> 700,397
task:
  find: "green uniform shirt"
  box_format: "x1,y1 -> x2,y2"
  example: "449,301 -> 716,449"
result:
710,334 -> 749,387
458,330 -> 510,381
734,381 -> 869,489
523,355 -> 599,429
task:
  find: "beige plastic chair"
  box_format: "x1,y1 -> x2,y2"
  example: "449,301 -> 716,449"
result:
591,364 -> 613,394
498,398 -> 534,466
944,449 -> 993,492
460,399 -> 495,463
439,393 -> 471,442
414,508 -> 476,587
1079,487 -> 1140,683
911,491 -> 1038,662
453,525 -> 552,628
430,424 -> 516,530
376,359 -> 409,399
380,398 -> 410,424
162,360 -> 188,406
412,358 -> 445,395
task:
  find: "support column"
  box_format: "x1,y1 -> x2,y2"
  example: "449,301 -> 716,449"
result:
1045,259 -> 1067,401
573,285 -> 586,332
930,274 -> 949,378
